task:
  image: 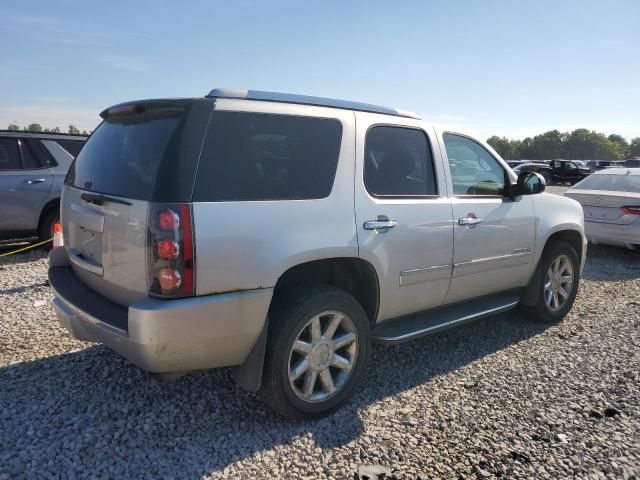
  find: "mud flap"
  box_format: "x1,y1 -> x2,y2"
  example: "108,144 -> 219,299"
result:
230,317 -> 268,392
521,261 -> 542,306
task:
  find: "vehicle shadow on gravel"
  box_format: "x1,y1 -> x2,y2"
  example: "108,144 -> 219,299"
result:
0,310 -> 550,478
581,244 -> 640,282
0,281 -> 49,296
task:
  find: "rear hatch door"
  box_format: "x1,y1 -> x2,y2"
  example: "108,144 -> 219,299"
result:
62,98 -> 212,306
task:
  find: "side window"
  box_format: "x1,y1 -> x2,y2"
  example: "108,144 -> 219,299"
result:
566,162 -> 578,171
28,139 -> 57,167
194,112 -> 342,201
19,140 -> 42,169
55,139 -> 85,158
0,138 -> 22,170
443,133 -> 506,196
364,126 -> 437,197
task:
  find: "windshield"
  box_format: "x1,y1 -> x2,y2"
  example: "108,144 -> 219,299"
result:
573,173 -> 640,193
65,102 -> 189,200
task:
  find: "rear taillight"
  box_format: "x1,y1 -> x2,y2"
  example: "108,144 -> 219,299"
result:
148,204 -> 195,298
158,209 -> 180,231
622,206 -> 640,215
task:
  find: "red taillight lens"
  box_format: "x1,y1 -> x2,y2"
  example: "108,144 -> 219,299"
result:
158,209 -> 180,231
148,203 -> 195,298
157,267 -> 181,292
156,239 -> 179,260
622,206 -> 640,215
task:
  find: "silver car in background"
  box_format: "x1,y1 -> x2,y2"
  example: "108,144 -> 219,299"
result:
565,168 -> 640,249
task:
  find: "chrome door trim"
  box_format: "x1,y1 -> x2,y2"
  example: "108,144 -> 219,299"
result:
453,249 -> 531,269
399,264 -> 451,286
401,264 -> 451,276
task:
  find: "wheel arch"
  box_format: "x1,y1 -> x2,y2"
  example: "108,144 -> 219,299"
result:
37,197 -> 60,235
231,256 -> 380,392
271,257 -> 380,326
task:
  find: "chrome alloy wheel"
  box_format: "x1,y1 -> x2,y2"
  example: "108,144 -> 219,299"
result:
288,311 -> 358,403
544,254 -> 574,312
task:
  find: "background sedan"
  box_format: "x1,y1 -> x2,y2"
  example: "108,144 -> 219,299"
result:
565,168 -> 640,249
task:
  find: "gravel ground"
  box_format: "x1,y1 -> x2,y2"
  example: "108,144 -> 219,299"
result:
1,206 -> 639,478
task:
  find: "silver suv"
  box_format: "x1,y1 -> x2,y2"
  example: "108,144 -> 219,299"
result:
49,89 -> 586,419
0,131 -> 86,246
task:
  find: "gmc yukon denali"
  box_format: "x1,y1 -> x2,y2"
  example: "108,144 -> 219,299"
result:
49,89 -> 587,419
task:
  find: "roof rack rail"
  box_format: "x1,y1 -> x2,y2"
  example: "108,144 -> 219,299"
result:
206,88 -> 420,119
0,130 -> 88,137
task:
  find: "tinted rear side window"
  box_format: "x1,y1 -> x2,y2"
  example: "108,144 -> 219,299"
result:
66,102 -> 189,200
55,139 -> 85,158
364,126 -> 437,197
0,138 -> 22,170
193,111 -> 342,201
19,140 -> 42,169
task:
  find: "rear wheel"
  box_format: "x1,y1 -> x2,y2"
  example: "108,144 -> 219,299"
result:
521,241 -> 580,323
259,286 -> 371,420
38,208 -> 59,250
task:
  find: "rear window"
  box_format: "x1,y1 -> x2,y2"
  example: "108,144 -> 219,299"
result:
65,102 -> 189,200
574,173 -> 640,193
55,139 -> 85,158
193,111 -> 342,201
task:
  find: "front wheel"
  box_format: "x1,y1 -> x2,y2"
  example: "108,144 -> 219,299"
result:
521,241 -> 580,323
259,286 -> 371,420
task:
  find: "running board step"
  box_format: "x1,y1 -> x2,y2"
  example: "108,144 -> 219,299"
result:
372,293 -> 520,345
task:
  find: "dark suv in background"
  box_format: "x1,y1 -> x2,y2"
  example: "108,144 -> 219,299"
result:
548,160 -> 590,185
0,130 -> 86,246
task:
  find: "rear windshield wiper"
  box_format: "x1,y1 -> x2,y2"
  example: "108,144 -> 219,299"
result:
81,192 -> 132,206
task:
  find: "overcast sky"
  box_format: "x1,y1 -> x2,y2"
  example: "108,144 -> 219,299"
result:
1,0 -> 639,140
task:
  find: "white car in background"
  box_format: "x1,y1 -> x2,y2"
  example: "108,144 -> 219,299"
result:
565,168 -> 640,249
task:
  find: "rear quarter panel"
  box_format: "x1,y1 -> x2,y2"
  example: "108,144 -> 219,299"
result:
193,100 -> 357,295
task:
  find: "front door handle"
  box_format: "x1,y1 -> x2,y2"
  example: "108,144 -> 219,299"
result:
458,215 -> 483,228
364,216 -> 397,232
23,178 -> 46,184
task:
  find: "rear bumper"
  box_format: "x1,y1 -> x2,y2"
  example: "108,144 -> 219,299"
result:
48,248 -> 273,373
585,220 -> 640,249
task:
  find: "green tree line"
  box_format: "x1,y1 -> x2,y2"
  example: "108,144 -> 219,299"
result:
6,123 -> 90,135
487,129 -> 640,161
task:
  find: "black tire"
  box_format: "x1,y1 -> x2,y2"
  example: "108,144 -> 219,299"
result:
521,241 -> 580,323
38,208 -> 59,250
258,286 -> 371,420
542,173 -> 552,186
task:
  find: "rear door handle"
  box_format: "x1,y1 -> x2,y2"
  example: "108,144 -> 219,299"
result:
23,178 -> 46,184
458,215 -> 483,228
364,216 -> 397,232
